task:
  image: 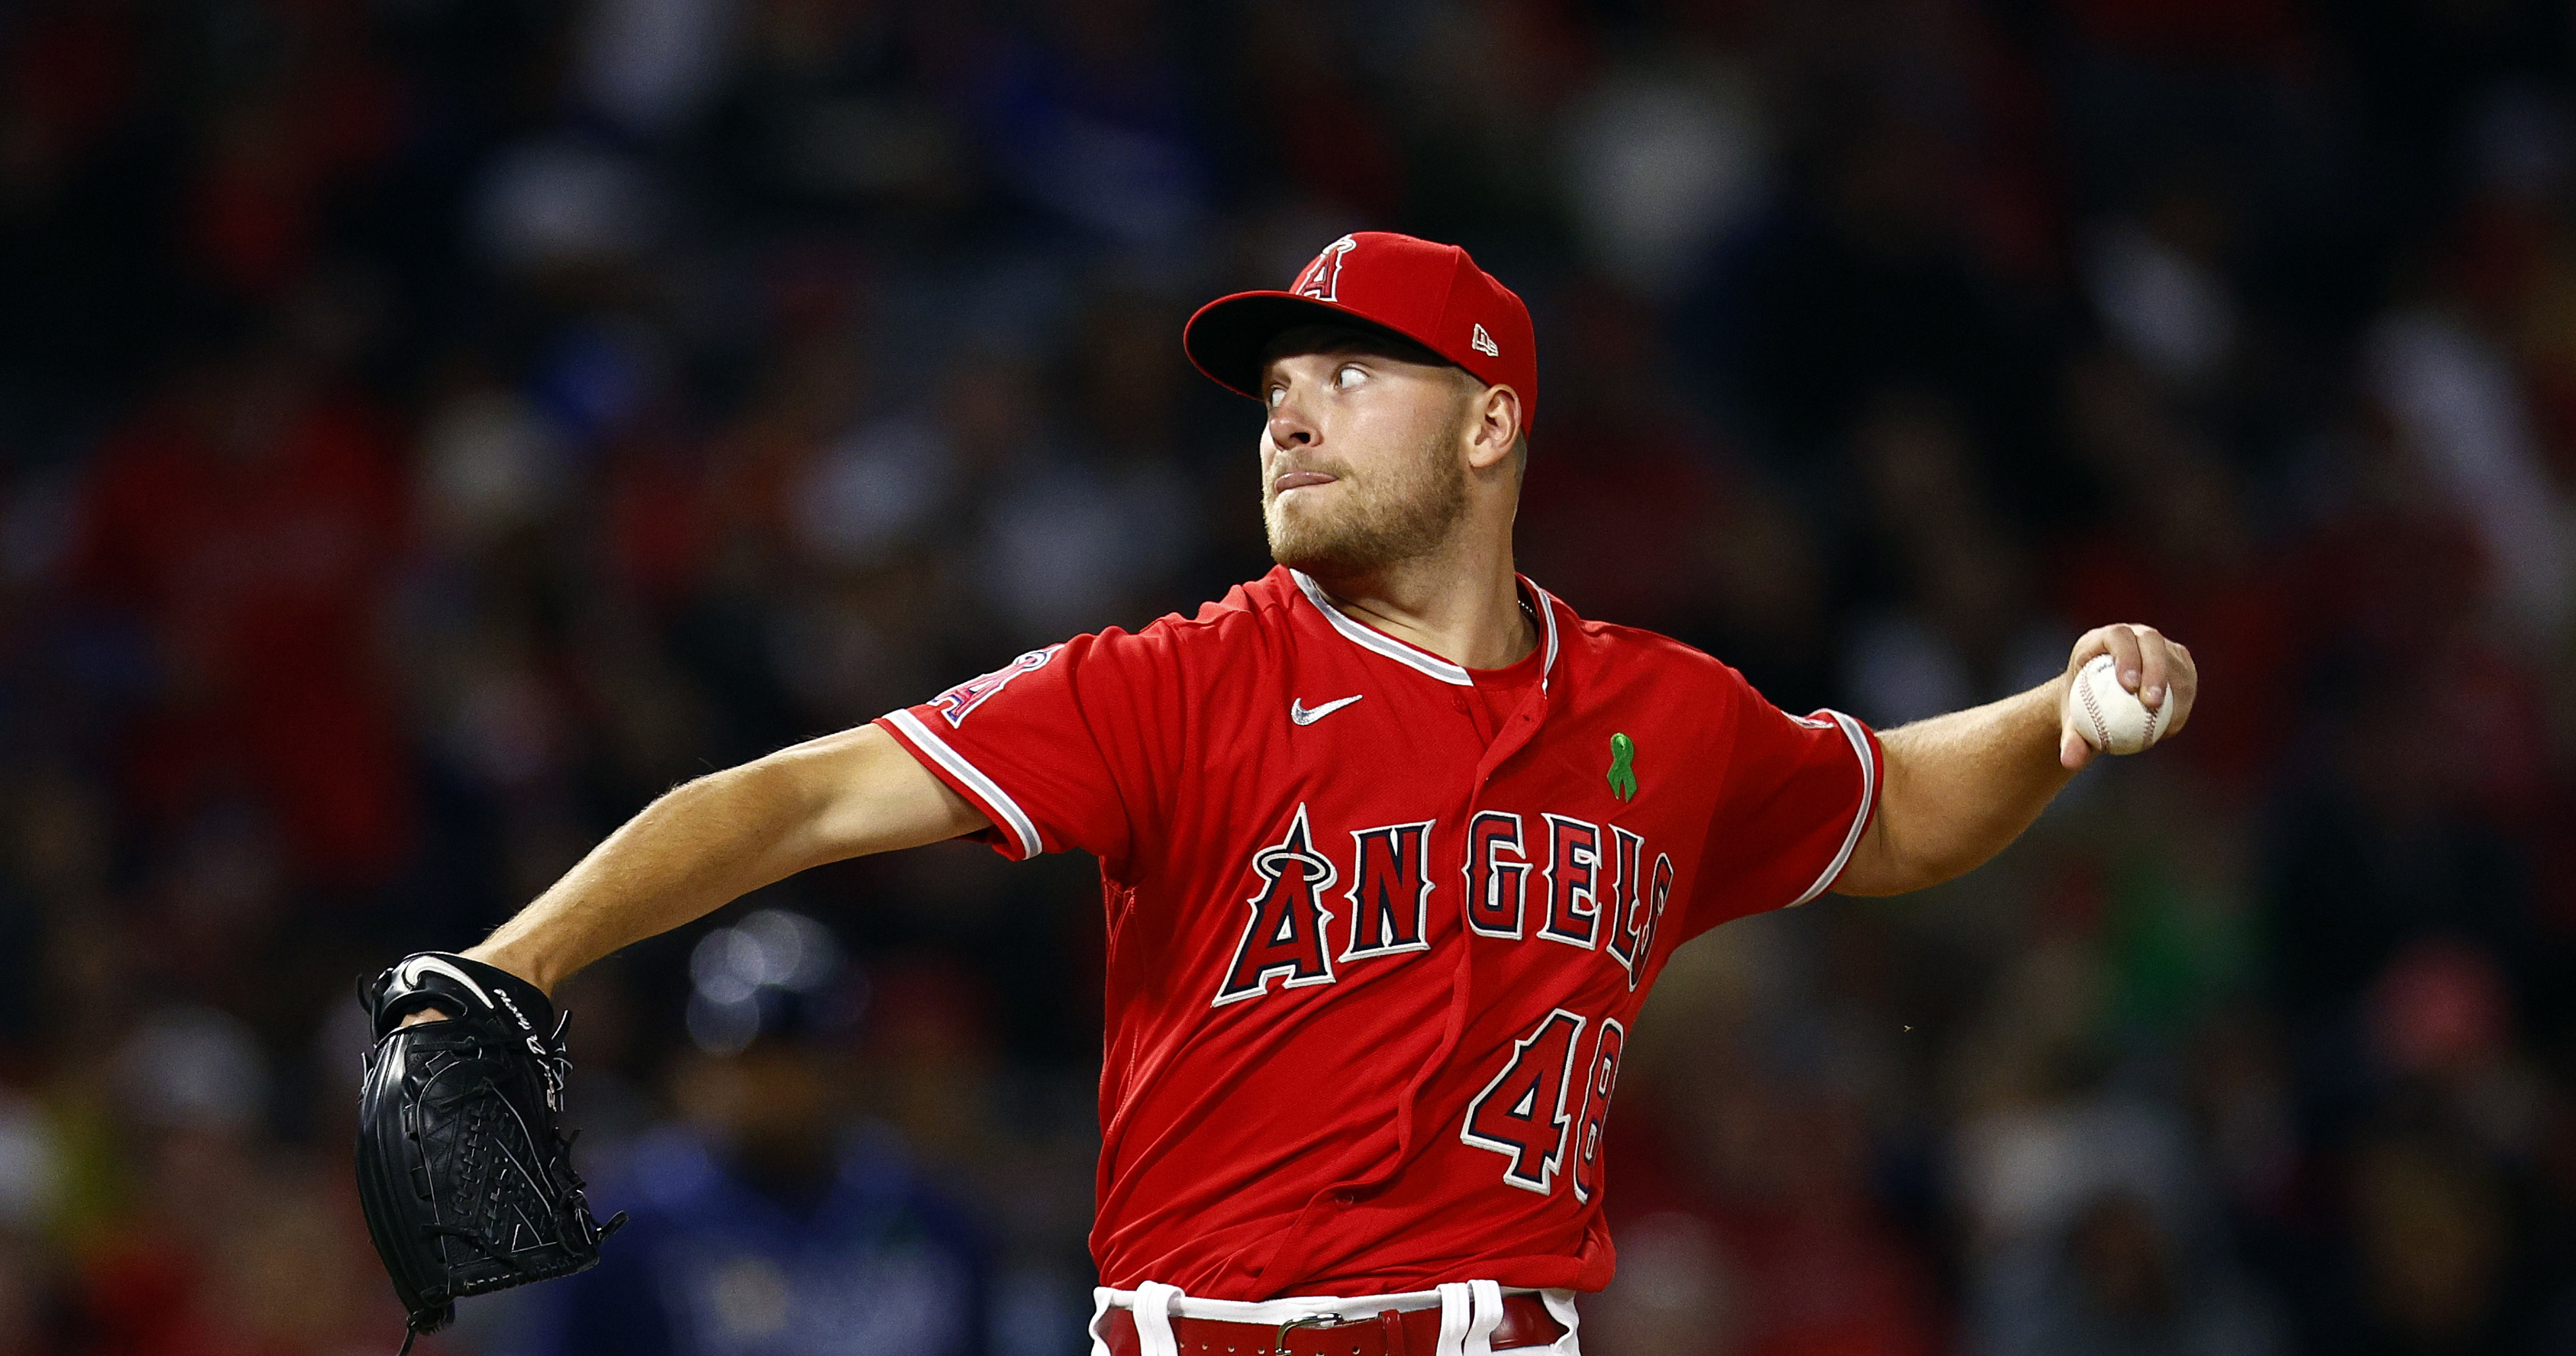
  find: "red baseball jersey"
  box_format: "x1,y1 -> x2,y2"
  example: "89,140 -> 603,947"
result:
875,567 -> 1880,1300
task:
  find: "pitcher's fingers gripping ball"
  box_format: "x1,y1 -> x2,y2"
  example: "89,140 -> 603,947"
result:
355,953 -> 624,1352
2057,622 -> 2196,767
2071,654 -> 2168,753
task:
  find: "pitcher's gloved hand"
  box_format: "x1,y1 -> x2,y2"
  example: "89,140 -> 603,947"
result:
355,953 -> 624,1351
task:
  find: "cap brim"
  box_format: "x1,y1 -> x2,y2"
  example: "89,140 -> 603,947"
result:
1181,292 -> 1439,401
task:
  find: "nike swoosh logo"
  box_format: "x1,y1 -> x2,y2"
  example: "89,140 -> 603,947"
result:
1289,694 -> 1365,725
397,955 -> 493,1010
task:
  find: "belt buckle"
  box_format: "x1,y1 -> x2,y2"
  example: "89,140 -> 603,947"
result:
1272,1311 -> 1345,1355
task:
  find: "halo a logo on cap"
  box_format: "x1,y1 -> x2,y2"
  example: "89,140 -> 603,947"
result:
1293,235 -> 1359,302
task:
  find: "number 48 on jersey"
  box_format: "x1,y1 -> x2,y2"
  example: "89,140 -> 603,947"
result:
1461,1010 -> 1626,1199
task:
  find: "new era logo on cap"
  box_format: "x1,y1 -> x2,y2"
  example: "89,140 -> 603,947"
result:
1181,231 -> 1539,431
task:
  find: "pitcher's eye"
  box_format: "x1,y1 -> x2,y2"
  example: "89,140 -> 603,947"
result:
1266,386 -> 1285,407
1335,364 -> 1365,388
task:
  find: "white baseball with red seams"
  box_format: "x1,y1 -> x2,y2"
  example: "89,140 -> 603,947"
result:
2070,653 -> 2166,755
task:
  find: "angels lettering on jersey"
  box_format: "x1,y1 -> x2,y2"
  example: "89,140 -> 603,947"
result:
1215,801 -> 1672,1008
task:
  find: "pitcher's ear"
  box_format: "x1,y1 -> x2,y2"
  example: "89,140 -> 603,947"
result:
1466,382 -> 1523,471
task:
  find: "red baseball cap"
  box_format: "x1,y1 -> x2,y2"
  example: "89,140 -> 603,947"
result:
1183,231 -> 1539,431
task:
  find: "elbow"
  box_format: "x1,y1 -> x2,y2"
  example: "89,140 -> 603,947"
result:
1833,860 -> 1966,899
1889,854 -> 1978,896
1833,862 -> 1941,898
647,754 -> 836,866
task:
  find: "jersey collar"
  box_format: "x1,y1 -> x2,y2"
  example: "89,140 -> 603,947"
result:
1526,575 -> 1563,694
1289,569 -> 1564,692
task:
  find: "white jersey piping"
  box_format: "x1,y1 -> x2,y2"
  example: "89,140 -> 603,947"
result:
1291,571 -> 1474,685
1291,570 -> 1566,692
883,708 -> 1044,860
1522,577 -> 1562,694
1789,709 -> 1876,906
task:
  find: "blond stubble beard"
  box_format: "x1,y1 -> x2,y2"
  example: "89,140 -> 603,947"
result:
1263,417 -> 1471,576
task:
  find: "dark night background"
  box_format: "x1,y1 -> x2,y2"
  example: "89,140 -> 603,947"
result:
1,0 -> 2574,1353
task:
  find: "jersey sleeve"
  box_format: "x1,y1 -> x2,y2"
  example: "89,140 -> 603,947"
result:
874,626 -> 1180,868
1678,677 -> 1883,940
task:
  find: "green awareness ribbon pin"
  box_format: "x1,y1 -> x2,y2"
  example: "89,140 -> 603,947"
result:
1607,732 -> 1638,802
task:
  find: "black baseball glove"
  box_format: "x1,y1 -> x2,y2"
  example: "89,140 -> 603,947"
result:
356,953 -> 624,1350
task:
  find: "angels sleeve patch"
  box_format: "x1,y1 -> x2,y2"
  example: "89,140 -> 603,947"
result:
931,645 -> 1062,727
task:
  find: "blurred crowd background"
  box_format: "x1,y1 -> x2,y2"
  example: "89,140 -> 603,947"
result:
2,0 -> 2575,1353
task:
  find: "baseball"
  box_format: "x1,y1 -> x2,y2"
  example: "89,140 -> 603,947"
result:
2069,653 -> 2169,755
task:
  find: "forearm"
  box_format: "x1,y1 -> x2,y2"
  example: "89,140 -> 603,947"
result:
1836,677 -> 2075,896
470,725 -> 980,992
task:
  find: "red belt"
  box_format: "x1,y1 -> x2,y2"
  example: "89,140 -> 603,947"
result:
1102,1295 -> 1564,1356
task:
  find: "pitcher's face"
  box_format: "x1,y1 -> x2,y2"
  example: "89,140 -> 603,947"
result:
1258,340 -> 1476,576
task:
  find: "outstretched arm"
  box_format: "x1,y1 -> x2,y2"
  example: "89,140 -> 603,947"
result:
1830,624 -> 2196,898
462,725 -> 988,993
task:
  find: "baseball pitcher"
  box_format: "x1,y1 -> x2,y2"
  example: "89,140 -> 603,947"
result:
355,231 -> 2197,1355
